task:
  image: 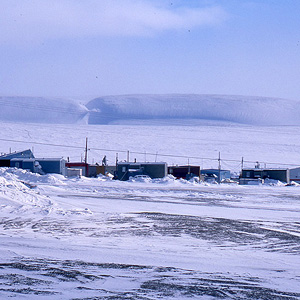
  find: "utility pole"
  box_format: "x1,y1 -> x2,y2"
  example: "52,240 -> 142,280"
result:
84,137 -> 88,177
127,150 -> 130,162
218,152 -> 221,184
84,137 -> 88,164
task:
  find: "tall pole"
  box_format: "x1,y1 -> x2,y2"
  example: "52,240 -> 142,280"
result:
241,157 -> 244,178
84,137 -> 88,176
84,138 -> 87,163
127,150 -> 130,162
218,152 -> 221,184
84,137 -> 88,164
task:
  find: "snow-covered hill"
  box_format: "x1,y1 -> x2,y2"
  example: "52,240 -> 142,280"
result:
0,96 -> 88,123
87,94 -> 300,125
1,94 -> 300,125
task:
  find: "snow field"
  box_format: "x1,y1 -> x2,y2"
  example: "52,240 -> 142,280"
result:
1,167 -> 300,298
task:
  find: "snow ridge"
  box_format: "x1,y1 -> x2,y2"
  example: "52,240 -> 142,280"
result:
87,94 -> 300,125
1,94 -> 300,125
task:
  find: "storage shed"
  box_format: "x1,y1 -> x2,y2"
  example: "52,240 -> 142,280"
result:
240,168 -> 290,184
116,162 -> 167,181
168,165 -> 200,180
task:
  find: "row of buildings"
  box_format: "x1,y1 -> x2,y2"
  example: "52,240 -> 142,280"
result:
0,149 -> 299,185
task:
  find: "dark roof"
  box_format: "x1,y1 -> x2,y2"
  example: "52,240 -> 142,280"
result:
0,149 -> 34,160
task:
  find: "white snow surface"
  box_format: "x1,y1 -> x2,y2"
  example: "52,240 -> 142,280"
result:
87,94 -> 300,125
1,166 -> 300,299
1,120 -> 300,298
0,96 -> 88,123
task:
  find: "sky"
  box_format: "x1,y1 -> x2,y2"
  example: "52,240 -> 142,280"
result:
0,0 -> 300,100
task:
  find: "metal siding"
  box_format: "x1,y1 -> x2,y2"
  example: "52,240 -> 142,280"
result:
22,161 -> 35,172
117,162 -> 167,180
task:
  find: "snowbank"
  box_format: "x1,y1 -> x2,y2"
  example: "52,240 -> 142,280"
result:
87,94 -> 300,125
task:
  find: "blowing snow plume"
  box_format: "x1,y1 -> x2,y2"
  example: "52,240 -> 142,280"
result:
87,94 -> 300,125
0,97 -> 88,123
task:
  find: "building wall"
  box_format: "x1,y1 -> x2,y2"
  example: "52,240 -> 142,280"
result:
11,158 -> 65,175
290,167 -> 300,182
168,166 -> 200,179
0,159 -> 10,167
37,159 -> 66,175
117,162 -> 167,181
66,163 -> 88,176
241,169 -> 290,183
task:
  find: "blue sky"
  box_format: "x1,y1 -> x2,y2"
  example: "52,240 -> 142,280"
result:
1,0 -> 300,100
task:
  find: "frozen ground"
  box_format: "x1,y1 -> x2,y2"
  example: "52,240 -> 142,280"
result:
1,121 -> 300,299
0,168 -> 300,299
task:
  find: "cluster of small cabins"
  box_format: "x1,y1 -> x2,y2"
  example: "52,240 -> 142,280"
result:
0,149 -> 300,185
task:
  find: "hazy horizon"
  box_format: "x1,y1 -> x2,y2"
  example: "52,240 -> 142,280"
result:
1,0 -> 300,100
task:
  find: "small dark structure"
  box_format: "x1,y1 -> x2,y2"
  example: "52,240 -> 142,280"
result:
201,169 -> 231,182
116,162 -> 167,181
240,168 -> 290,184
168,165 -> 200,180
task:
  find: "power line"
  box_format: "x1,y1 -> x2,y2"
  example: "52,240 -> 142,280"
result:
0,137 -> 299,167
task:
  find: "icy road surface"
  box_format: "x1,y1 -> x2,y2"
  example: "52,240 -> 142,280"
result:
1,169 -> 300,299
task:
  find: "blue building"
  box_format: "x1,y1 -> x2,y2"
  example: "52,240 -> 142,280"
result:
10,158 -> 66,175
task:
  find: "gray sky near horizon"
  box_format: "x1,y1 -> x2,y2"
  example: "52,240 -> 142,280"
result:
1,0 -> 300,101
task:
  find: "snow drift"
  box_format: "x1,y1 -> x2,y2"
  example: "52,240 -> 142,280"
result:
87,94 -> 300,125
0,96 -> 88,123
